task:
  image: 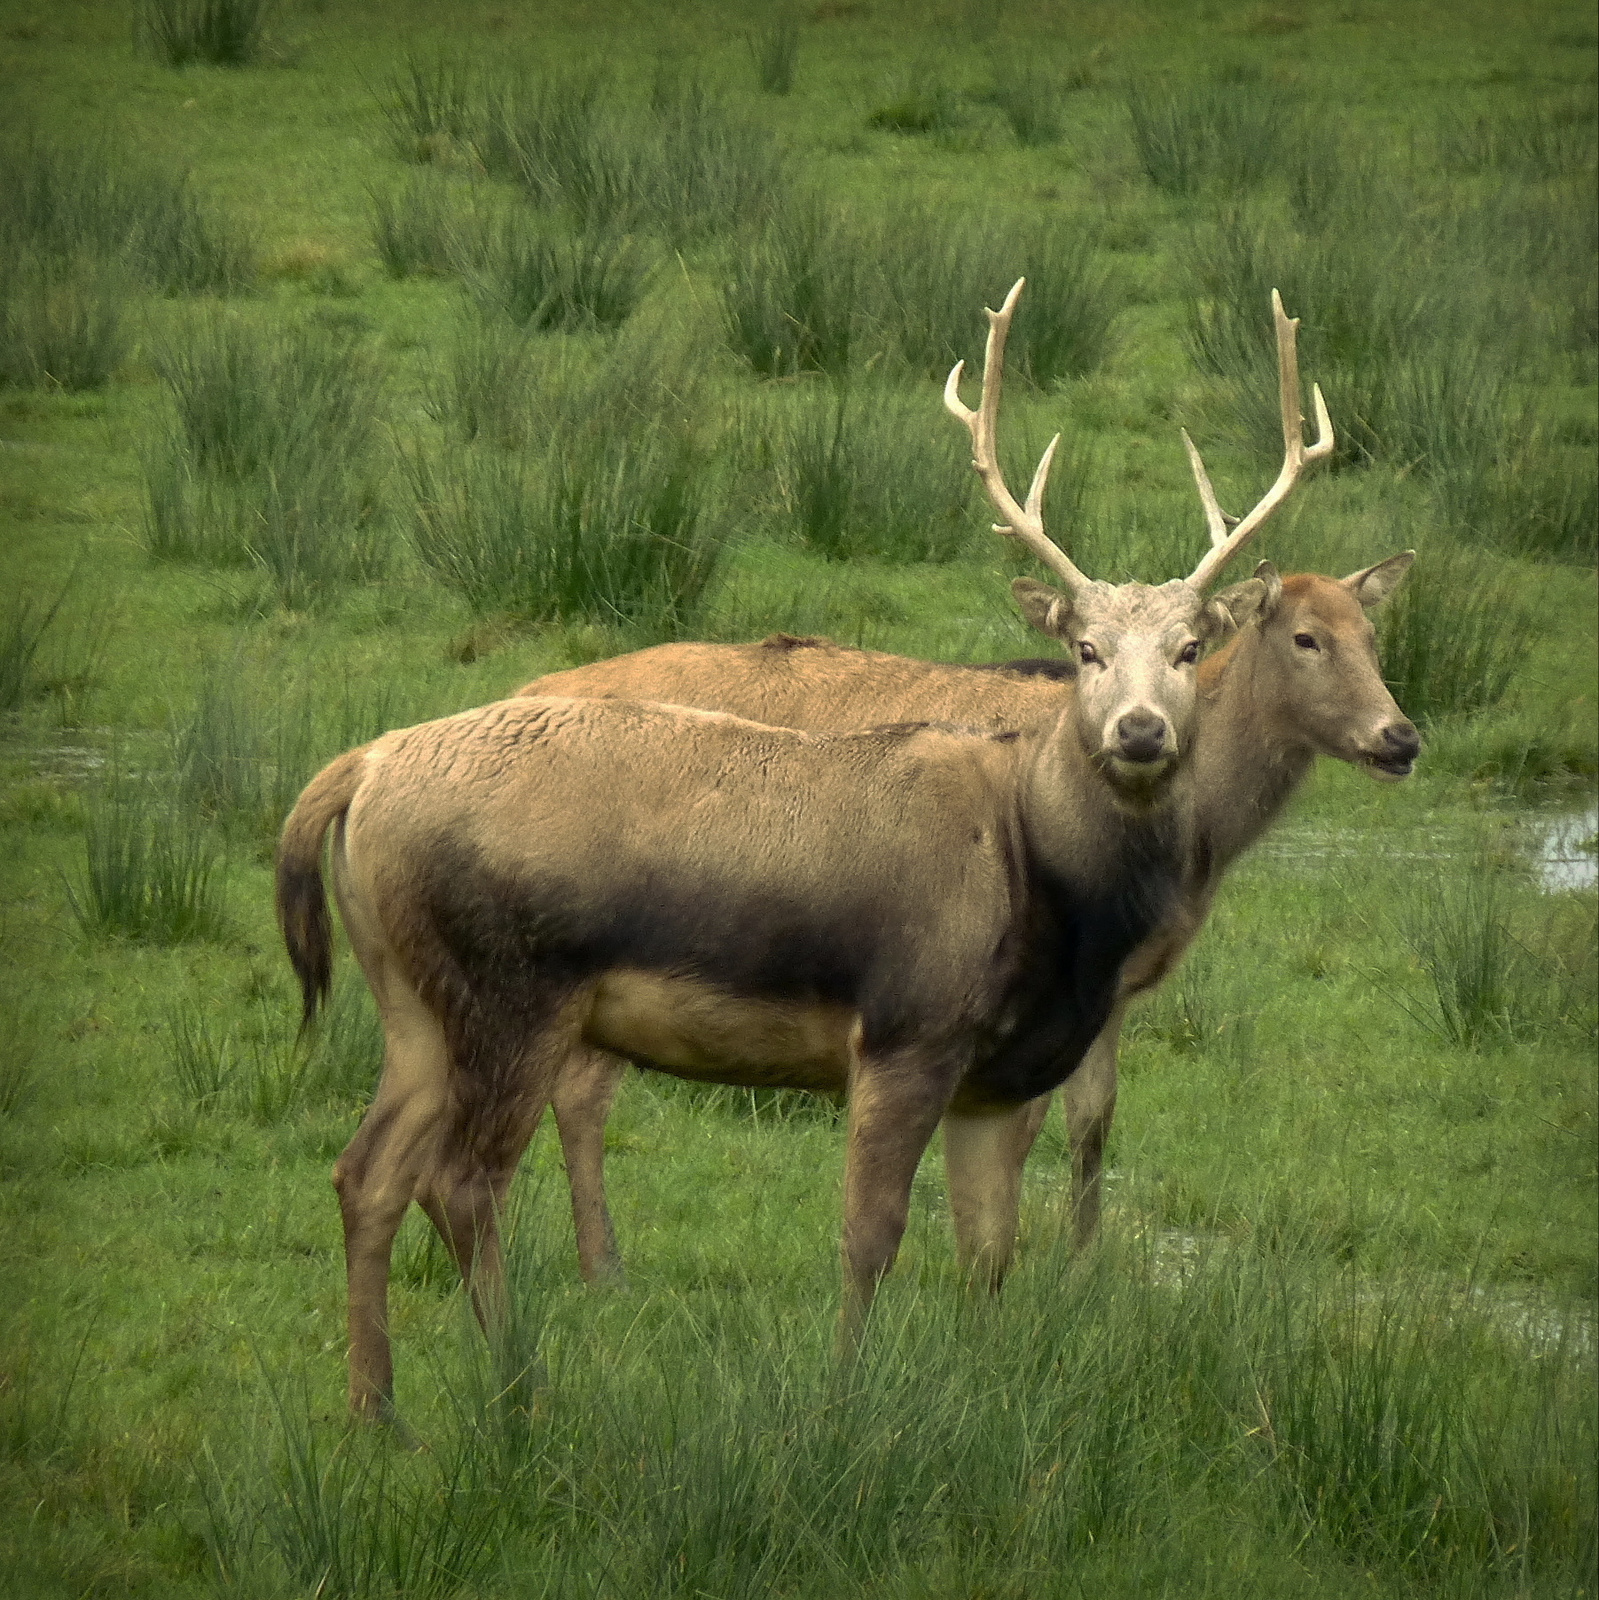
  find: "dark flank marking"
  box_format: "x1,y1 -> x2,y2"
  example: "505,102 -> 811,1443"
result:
415,808 -> 1183,1108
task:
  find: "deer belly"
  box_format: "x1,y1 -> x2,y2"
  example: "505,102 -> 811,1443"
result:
585,970 -> 854,1091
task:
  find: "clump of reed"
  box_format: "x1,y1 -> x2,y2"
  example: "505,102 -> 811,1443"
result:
747,10 -> 801,96
138,0 -> 272,68
1394,841 -> 1589,1050
1126,76 -> 1304,195
1375,545 -> 1528,727
1180,198 -> 1589,560
464,212 -> 652,333
368,172 -> 491,280
143,314 -> 390,609
473,68 -> 787,245
1,133 -> 255,295
866,205 -> 1118,384
377,54 -> 477,163
723,197 -> 858,378
411,319 -> 726,636
424,311 -> 537,447
65,772 -> 226,945
0,251 -> 131,391
171,661 -> 413,847
0,587 -> 69,714
978,55 -> 1068,146
866,62 -> 967,137
769,382 -> 975,563
409,430 -> 721,636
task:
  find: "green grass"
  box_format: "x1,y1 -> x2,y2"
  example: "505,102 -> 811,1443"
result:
0,1 -> 1594,1594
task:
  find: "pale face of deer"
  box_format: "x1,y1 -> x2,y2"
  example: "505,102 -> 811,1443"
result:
1241,555 -> 1420,780
1014,576 -> 1256,787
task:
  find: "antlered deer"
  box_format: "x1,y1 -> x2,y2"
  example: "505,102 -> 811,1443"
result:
278,284 -> 1330,1419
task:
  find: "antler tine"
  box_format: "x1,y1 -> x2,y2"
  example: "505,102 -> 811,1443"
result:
1180,427 -> 1239,548
1186,288 -> 1336,592
944,277 -> 1091,592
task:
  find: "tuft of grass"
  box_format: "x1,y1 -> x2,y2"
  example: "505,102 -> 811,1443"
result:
65,774 -> 227,945
203,1375 -> 504,1598
981,57 -> 1065,146
772,382 -> 974,563
1426,705 -> 1599,797
1436,101 -> 1599,179
144,315 -> 390,608
368,172 -> 484,280
409,431 -> 722,635
723,197 -> 858,378
377,54 -> 477,163
0,252 -> 130,392
424,310 -> 536,446
866,63 -> 966,136
1126,77 -> 1303,195
164,1000 -> 236,1110
1396,856 -> 1549,1050
868,207 -> 1117,383
465,213 -> 652,333
748,10 -> 801,95
0,134 -> 255,295
1376,546 -> 1528,727
138,0 -> 272,67
0,1001 -> 41,1118
474,70 -> 785,244
200,1232 -> 1597,1596
0,586 -> 70,714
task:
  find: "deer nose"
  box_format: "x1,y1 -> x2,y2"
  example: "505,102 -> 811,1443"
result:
1115,710 -> 1169,764
1384,721 -> 1421,760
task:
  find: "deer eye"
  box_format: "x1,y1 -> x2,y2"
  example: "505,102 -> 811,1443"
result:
1178,640 -> 1200,665
1294,632 -> 1319,651
1077,641 -> 1099,665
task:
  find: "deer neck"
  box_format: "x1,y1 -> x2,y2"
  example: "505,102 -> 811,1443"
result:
1017,704 -> 1192,896
1191,629 -> 1315,876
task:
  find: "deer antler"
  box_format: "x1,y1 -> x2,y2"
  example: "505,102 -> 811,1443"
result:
1183,288 -> 1335,592
944,279 -> 1092,593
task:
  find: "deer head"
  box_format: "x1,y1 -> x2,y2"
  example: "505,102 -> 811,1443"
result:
945,281 -> 1333,791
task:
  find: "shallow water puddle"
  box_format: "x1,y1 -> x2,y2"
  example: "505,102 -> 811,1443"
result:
1255,807 -> 1599,894
1534,806 -> 1598,893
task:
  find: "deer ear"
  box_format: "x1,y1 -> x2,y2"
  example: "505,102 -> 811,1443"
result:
1204,581 -> 1259,639
1208,561 -> 1280,636
1011,577 -> 1075,639
1342,551 -> 1414,609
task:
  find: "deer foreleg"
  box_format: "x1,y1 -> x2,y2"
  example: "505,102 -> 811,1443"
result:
838,1045 -> 961,1350
1062,1002 -> 1126,1251
941,1099 -> 1043,1291
551,1047 -> 628,1286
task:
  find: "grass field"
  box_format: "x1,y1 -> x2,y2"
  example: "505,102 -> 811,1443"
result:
1,1 -> 1595,1594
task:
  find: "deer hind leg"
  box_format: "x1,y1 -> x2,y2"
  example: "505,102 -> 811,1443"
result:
551,1046 -> 628,1286
941,1097 -> 1047,1292
333,976 -> 452,1423
838,1038 -> 963,1350
1062,1002 -> 1126,1252
417,1004 -> 592,1345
